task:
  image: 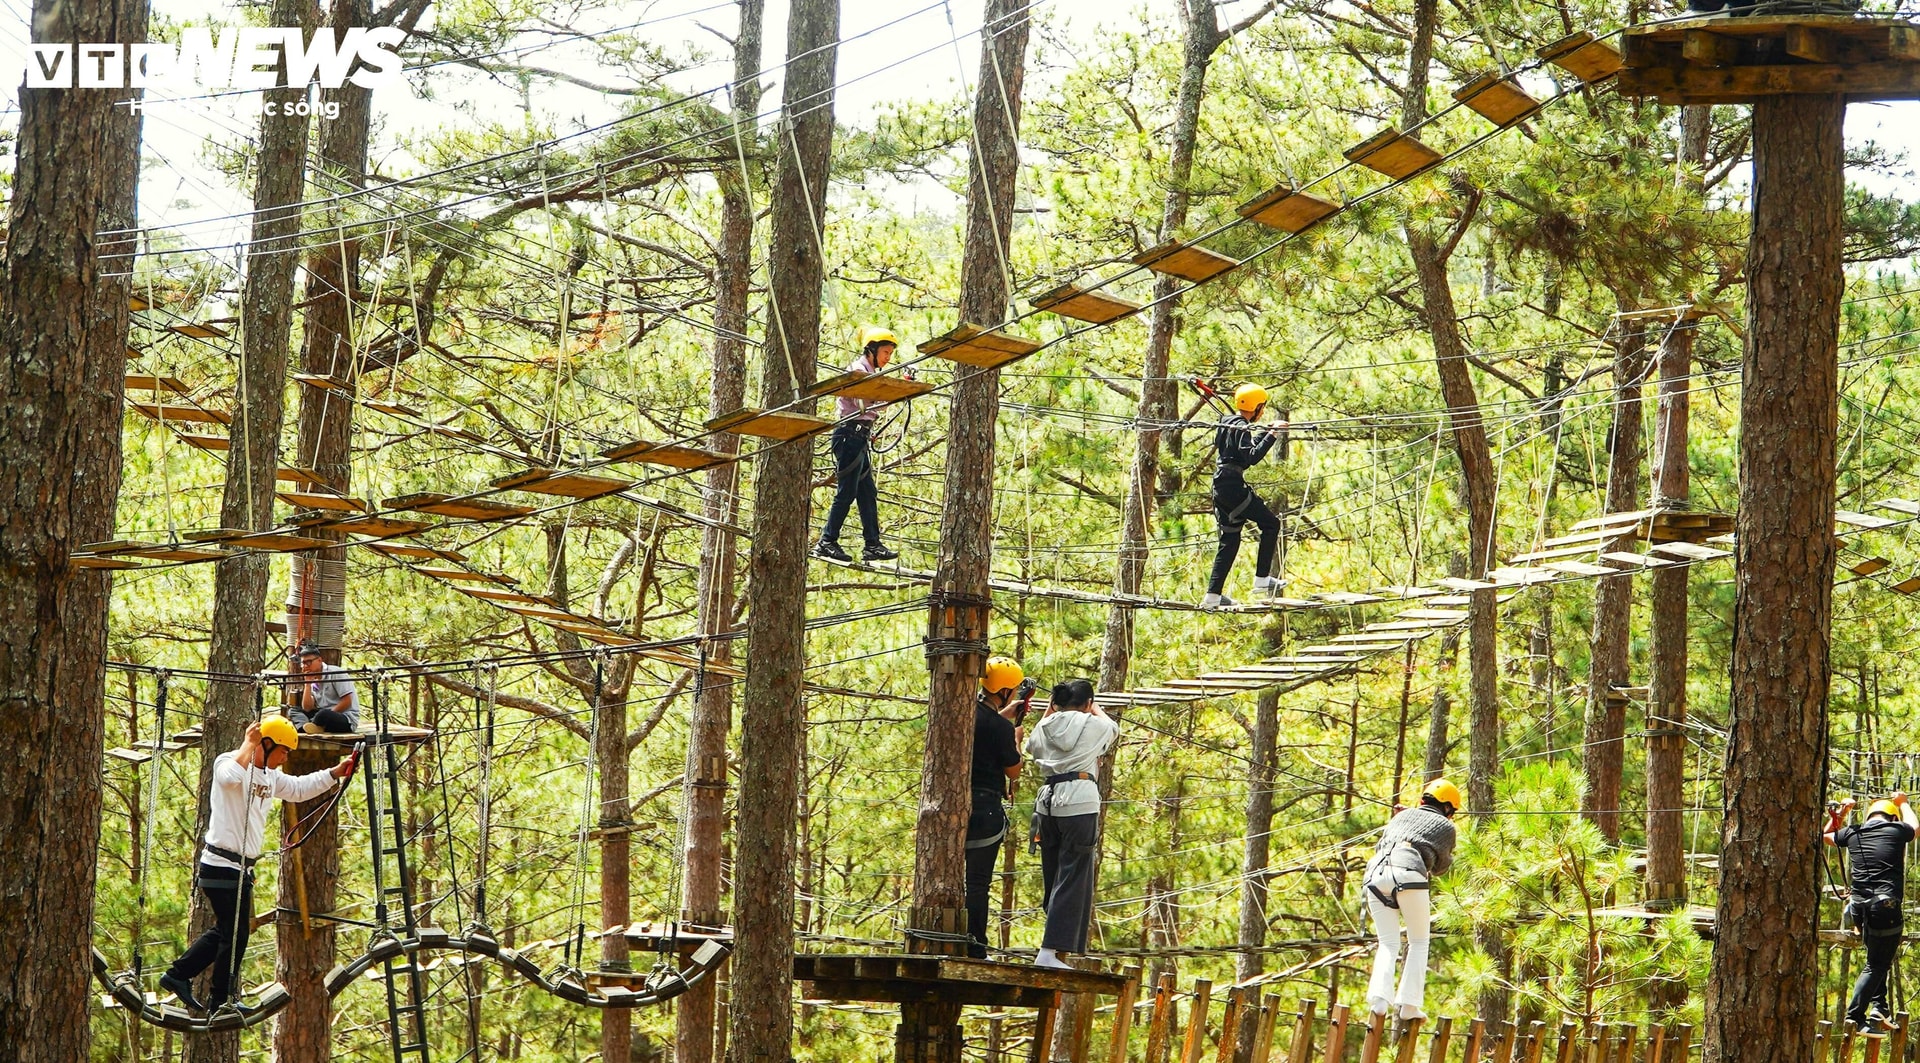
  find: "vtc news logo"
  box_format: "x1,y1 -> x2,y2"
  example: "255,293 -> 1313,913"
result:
16,26 -> 406,90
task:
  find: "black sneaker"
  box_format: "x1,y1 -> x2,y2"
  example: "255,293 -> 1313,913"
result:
813,540 -> 851,562
862,543 -> 898,562
159,973 -> 205,1013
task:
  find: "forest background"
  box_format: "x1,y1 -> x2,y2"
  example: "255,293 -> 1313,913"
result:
7,0 -> 1920,1057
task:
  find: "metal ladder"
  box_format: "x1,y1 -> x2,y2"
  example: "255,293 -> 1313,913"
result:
363,679 -> 431,1063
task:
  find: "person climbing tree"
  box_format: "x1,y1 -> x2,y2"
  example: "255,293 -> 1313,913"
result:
1203,384 -> 1286,609
159,716 -> 357,1013
815,326 -> 902,563
1363,777 -> 1460,1022
1825,792 -> 1918,1037
967,656 -> 1034,959
1024,678 -> 1118,969
288,640 -> 360,734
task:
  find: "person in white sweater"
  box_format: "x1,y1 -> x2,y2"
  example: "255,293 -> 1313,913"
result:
1363,777 -> 1460,1022
159,716 -> 356,1013
1023,679 -> 1119,970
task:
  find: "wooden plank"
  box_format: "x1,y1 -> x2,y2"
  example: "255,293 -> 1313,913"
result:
1462,1018 -> 1485,1063
105,747 -> 156,764
1133,242 -> 1239,283
293,373 -> 351,392
1888,1014 -> 1908,1063
1617,59 -> 1920,104
1424,1017 -> 1451,1063
1572,508 -> 1656,530
1815,1021 -> 1832,1063
278,466 -> 331,487
1360,1010 -> 1387,1063
600,439 -> 731,471
1555,1021 -> 1579,1063
1851,557 -> 1892,577
132,403 -> 230,425
491,468 -> 633,500
1682,29 -> 1742,67
1143,973 -> 1177,1063
227,531 -> 334,552
365,542 -> 466,562
364,400 -> 422,418
1105,967 -> 1142,1063
276,491 -> 367,513
1285,1000 -> 1318,1063
1215,987 -> 1247,1063
1180,979 -> 1213,1063
1030,282 -> 1144,324
1540,30 -> 1624,83
1785,24 -> 1835,63
121,543 -> 229,562
1453,72 -> 1542,126
1344,128 -> 1443,180
1238,184 -> 1343,234
324,515 -> 433,538
125,374 -> 189,394
703,407 -> 835,442
419,568 -> 515,586
1032,995 -> 1061,1063
1394,1016 -> 1425,1063
920,323 -> 1042,369
1542,560 -> 1620,577
1647,541 -> 1731,562
1322,1004 -> 1350,1063
1599,551 -> 1676,568
808,370 -> 937,403
1434,576 -> 1497,591
167,322 -> 229,338
1876,498 -> 1920,516
385,493 -> 535,521
1837,509 -> 1900,529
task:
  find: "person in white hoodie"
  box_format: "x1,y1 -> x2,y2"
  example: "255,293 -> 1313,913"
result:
159,716 -> 356,1013
1023,679 -> 1118,969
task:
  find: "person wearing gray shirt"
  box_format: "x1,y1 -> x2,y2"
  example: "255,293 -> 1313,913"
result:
289,641 -> 360,733
1363,777 -> 1460,1021
1023,678 -> 1119,969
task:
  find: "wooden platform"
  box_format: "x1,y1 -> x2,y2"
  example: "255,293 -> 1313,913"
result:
920,323 -> 1042,369
794,953 -> 1130,1008
704,407 -> 835,442
599,438 -> 730,470
809,370 -> 937,403
1029,282 -> 1144,324
1540,29 -> 1625,84
1619,14 -> 1920,103
491,468 -> 633,500
1131,241 -> 1239,283
1344,128 -> 1443,180
385,492 -> 535,521
1453,72 -> 1542,126
1237,184 -> 1342,234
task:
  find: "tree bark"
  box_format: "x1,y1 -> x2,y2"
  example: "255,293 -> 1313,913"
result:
730,0 -> 837,1055
598,662 -> 632,1062
1398,0 -> 1502,1018
1645,110 -> 1709,1020
1233,686 -> 1281,1063
679,5 -> 763,1063
1580,322 -> 1644,842
1705,93 -> 1844,1063
0,0 -> 143,1055
904,5 -> 1027,1059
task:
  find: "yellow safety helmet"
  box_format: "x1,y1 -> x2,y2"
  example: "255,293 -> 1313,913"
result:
259,714 -> 301,752
1870,798 -> 1901,820
861,326 -> 898,350
981,656 -> 1024,695
1423,777 -> 1463,813
1233,384 -> 1269,416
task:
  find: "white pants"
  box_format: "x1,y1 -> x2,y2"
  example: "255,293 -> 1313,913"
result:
1365,887 -> 1431,1014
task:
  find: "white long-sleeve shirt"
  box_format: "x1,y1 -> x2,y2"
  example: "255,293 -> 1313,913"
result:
200,751 -> 339,870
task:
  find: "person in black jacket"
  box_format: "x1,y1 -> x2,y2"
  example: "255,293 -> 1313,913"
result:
1826,793 -> 1919,1037
1204,384 -> 1285,608
965,656 -> 1032,958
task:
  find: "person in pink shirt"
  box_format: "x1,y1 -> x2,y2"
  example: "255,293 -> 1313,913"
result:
815,326 -> 902,562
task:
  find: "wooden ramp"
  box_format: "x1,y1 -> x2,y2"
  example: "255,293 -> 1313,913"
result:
1618,14 -> 1920,104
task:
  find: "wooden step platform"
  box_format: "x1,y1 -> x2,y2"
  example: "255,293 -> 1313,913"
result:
1453,72 -> 1542,126
385,492 -> 535,521
600,438 -> 730,471
1619,14 -> 1920,104
1344,128 -> 1444,180
1540,29 -> 1625,84
704,407 -> 835,442
1238,184 -> 1342,234
322,515 -> 433,538
794,953 -> 1130,1008
1029,282 -> 1144,324
1131,241 -> 1239,283
366,542 -> 467,563
920,323 -> 1042,369
809,369 -> 937,403
491,468 -> 633,500
131,403 -> 230,425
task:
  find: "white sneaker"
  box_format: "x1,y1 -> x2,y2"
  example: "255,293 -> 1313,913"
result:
1252,575 -> 1285,595
1367,996 -> 1391,1017
1033,948 -> 1074,970
1398,1005 -> 1427,1022
1201,593 -> 1235,609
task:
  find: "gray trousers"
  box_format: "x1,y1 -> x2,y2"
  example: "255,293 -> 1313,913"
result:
1037,812 -> 1100,952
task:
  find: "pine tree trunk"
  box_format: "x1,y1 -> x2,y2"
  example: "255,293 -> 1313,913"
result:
1581,322 -> 1644,842
0,0 -> 143,1054
1645,108 -> 1709,1019
600,681 -> 632,1063
269,6 -> 377,1059
1233,686 -> 1281,1063
1705,93 -> 1844,1063
730,0 -> 838,1055
678,5 -> 763,1062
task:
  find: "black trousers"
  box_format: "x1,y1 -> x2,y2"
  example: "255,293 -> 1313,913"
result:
1037,812 -> 1100,953
821,422 -> 880,547
1208,470 -> 1281,595
168,863 -> 254,1007
964,790 -> 1008,959
1849,912 -> 1903,1024
296,706 -> 355,732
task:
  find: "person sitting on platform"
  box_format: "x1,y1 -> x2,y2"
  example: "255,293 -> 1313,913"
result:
814,326 -> 901,564
1025,679 -> 1118,970
289,639 -> 359,734
967,656 -> 1034,959
1363,777 -> 1460,1022
1203,384 -> 1286,609
1826,791 -> 1918,1037
159,716 -> 357,1014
